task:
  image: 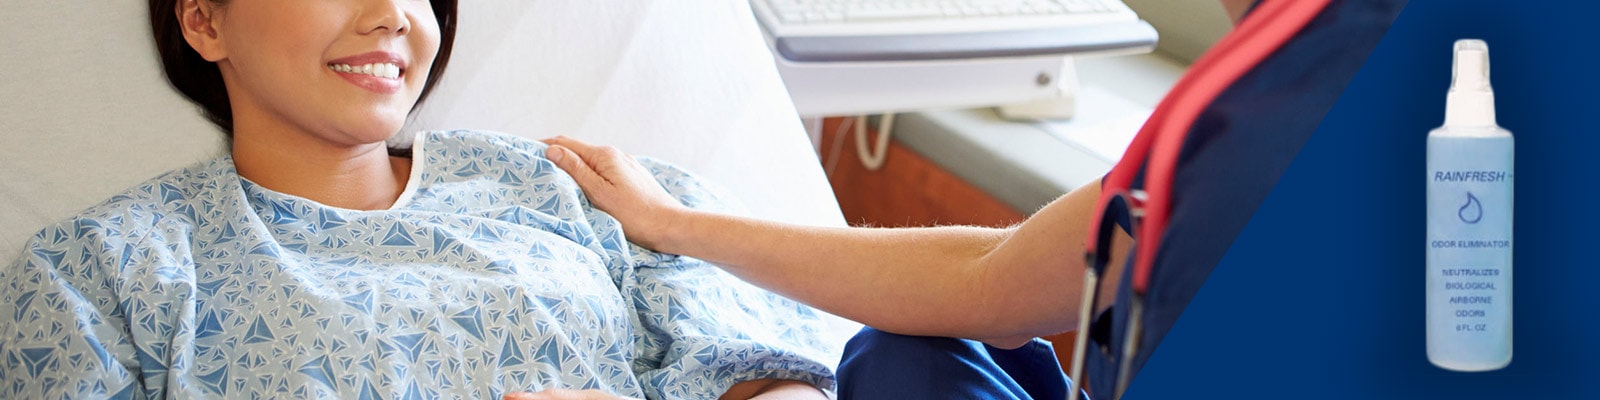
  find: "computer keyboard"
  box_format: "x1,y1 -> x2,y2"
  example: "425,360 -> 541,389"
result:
749,0 -> 1155,62
763,0 -> 1127,25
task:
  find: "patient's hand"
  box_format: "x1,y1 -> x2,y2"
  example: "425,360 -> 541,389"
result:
541,136 -> 687,250
503,389 -> 638,400
501,378 -> 826,400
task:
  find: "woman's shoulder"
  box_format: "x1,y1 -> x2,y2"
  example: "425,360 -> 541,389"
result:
416,129 -> 740,210
27,156 -> 234,249
414,129 -> 555,178
420,129 -> 548,155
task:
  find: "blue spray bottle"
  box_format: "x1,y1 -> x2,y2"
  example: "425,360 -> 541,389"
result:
1426,39 -> 1512,372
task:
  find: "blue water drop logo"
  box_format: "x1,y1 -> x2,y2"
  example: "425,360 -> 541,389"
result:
1458,192 -> 1483,224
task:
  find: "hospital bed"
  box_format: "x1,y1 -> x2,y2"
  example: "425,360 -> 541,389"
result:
0,0 -> 862,366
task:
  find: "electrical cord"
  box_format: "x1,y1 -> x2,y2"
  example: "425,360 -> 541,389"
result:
854,113 -> 895,171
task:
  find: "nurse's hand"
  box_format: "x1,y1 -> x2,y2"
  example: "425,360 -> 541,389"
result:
541,136 -> 687,249
503,389 -> 638,400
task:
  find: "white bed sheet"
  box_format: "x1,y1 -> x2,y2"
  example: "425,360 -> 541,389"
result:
0,1 -> 860,362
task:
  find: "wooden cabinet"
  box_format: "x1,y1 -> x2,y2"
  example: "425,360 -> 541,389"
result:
816,117 -> 1081,372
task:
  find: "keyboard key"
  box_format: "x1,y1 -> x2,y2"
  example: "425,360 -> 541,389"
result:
846,7 -> 945,21
762,0 -> 1128,27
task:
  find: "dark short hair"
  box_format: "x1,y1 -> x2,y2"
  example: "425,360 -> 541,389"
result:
148,0 -> 458,135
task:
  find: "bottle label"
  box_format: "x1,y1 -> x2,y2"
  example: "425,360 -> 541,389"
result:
1426,135 -> 1513,367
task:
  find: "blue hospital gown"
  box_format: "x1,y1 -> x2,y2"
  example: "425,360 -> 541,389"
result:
0,130 -> 835,399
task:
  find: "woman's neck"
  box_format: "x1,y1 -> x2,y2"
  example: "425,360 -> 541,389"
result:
231,129 -> 412,211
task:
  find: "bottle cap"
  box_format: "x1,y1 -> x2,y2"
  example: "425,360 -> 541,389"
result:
1445,39 -> 1495,127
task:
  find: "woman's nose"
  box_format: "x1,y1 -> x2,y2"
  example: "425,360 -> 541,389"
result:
356,0 -> 410,35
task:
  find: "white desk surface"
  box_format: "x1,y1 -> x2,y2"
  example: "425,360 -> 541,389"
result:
890,53 -> 1186,213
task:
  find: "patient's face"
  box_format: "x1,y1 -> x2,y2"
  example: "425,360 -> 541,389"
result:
211,0 -> 440,146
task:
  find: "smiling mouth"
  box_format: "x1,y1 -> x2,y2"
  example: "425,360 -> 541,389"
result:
329,62 -> 402,79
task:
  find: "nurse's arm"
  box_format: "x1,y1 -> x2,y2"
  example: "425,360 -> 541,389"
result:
542,137 -> 1129,348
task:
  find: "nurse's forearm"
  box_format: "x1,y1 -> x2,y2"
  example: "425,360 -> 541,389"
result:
652,181 -> 1121,345
655,210 -> 1023,340
540,136 -> 1122,343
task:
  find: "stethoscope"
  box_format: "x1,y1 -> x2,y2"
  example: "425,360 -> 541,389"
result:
1063,0 -> 1332,398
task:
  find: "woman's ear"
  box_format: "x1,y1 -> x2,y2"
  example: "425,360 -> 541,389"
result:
176,0 -> 227,62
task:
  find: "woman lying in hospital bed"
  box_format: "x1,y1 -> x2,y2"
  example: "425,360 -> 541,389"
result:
0,1 -> 832,399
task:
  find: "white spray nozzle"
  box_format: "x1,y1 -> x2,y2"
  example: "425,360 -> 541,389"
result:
1451,39 -> 1491,92
1445,39 -> 1496,127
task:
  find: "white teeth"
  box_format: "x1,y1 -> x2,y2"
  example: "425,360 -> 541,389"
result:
329,62 -> 401,79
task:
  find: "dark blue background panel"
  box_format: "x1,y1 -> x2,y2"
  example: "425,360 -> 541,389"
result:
1129,1 -> 1600,398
